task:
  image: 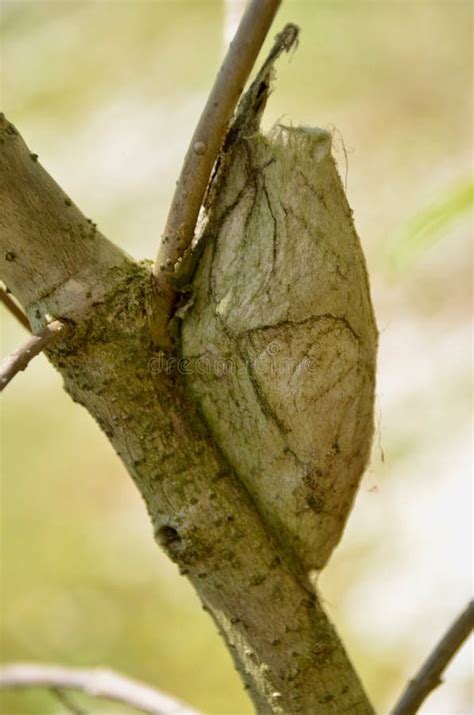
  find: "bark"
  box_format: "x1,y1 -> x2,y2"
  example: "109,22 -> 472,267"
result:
0,110 -> 375,714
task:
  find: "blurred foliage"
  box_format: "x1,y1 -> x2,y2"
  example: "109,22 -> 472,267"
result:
1,1 -> 472,714
389,178 -> 474,271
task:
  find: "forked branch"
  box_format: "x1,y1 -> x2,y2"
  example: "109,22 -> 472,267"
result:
0,662 -> 201,715
0,112 -> 376,715
391,601 -> 474,715
152,0 -> 282,347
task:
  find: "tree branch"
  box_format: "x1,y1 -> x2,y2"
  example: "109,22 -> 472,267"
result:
391,601 -> 474,715
0,662 -> 201,715
0,108 -> 376,714
152,0 -> 282,348
0,113 -> 128,330
0,287 -> 31,331
0,320 -> 66,391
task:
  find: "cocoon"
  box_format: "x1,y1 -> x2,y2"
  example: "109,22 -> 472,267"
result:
181,125 -> 377,573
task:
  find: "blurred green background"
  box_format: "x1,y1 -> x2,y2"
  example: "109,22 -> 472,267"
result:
1,1 -> 472,713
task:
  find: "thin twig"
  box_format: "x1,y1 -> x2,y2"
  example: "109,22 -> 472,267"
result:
0,663 -> 201,715
391,601 -> 474,715
0,320 -> 66,392
0,287 -> 31,332
152,0 -> 282,348
50,687 -> 88,715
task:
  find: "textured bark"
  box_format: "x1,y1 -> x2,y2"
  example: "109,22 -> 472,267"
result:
0,111 -> 375,714
0,116 -> 125,328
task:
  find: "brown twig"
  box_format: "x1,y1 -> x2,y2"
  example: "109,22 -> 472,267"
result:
152,0 -> 282,348
0,662 -> 201,715
391,601 -> 474,715
0,287 -> 31,332
50,687 -> 88,715
0,320 -> 66,392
